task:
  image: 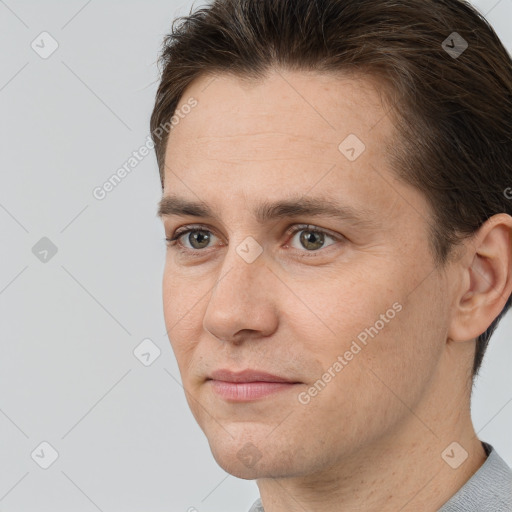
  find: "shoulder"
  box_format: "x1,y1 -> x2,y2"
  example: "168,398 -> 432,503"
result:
439,442 -> 512,512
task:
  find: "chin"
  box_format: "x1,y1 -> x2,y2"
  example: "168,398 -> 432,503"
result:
206,429 -> 307,480
211,448 -> 294,480
216,456 -> 264,479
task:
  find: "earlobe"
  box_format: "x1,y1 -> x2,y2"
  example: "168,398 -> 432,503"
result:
448,214 -> 512,343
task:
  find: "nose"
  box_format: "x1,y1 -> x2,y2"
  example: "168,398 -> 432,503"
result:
202,242 -> 279,345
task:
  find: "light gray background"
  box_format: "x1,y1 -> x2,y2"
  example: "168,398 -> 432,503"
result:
1,1 -> 511,511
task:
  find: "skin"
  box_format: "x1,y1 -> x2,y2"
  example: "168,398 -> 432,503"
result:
158,69 -> 512,511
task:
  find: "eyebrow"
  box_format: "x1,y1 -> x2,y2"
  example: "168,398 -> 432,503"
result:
157,194 -> 379,229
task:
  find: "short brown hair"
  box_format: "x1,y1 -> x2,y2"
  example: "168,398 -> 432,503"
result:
150,0 -> 512,377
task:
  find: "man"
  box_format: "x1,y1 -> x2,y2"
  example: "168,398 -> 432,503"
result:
151,0 -> 512,510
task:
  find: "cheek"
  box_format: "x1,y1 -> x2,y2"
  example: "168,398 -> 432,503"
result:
289,260 -> 443,403
162,266 -> 207,368
162,260 -> 208,327
286,263 -> 396,354
333,282 -> 445,420
288,296 -> 443,455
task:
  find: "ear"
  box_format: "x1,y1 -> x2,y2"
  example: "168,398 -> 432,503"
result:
448,213 -> 512,342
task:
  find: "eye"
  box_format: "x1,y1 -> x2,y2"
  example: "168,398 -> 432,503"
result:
165,223 -> 344,256
286,225 -> 340,253
166,226 -> 218,251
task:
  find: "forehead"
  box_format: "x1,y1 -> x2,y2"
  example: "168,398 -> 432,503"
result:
165,68 -> 392,166
161,70 -> 419,221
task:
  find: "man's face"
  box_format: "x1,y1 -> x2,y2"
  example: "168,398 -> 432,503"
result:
160,70 -> 455,479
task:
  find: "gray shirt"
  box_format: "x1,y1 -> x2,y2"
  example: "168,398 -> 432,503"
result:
248,442 -> 512,511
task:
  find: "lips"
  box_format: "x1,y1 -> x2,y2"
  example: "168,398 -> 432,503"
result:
207,369 -> 301,401
207,368 -> 299,383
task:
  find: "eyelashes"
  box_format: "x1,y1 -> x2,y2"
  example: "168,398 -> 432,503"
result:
165,223 -> 345,258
